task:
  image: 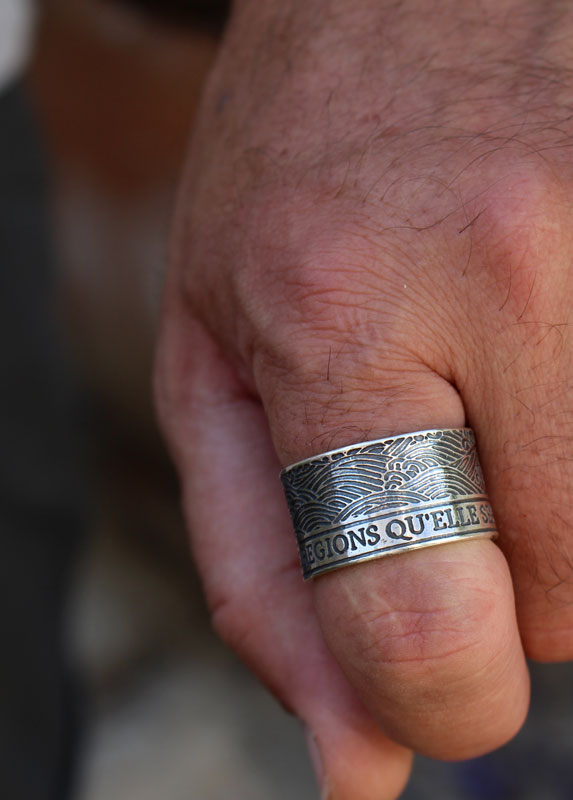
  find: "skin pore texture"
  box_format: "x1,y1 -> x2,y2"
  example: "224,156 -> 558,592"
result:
155,1 -> 573,797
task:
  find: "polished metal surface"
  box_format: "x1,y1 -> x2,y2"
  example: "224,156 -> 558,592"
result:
281,428 -> 496,579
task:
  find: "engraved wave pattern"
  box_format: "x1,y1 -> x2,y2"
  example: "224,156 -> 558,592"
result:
282,430 -> 485,537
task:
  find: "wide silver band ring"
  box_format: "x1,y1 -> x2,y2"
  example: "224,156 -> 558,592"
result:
281,428 -> 497,580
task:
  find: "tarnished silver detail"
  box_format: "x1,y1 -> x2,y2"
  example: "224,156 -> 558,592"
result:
281,428 -> 496,580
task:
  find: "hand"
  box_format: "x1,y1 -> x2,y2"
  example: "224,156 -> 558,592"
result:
156,1 -> 573,796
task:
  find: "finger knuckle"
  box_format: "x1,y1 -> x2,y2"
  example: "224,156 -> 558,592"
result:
351,596 -> 491,681
334,565 -> 505,697
466,163 -> 573,322
209,591 -> 256,656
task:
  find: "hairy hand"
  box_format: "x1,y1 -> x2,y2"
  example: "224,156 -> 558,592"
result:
156,1 -> 573,796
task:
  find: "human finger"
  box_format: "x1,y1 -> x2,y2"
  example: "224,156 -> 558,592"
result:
446,182 -> 573,663
155,308 -> 413,800
246,306 -> 530,760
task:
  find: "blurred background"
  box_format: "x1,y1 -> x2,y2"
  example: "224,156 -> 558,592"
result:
0,2 -> 317,798
3,2 -> 573,799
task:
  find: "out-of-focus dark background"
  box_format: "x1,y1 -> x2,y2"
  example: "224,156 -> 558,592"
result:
3,2 -> 573,799
0,2 -> 316,798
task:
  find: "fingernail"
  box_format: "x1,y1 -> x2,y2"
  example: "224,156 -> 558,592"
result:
305,727 -> 329,799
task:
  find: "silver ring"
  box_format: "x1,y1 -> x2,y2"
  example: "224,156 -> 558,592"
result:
281,428 -> 497,580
